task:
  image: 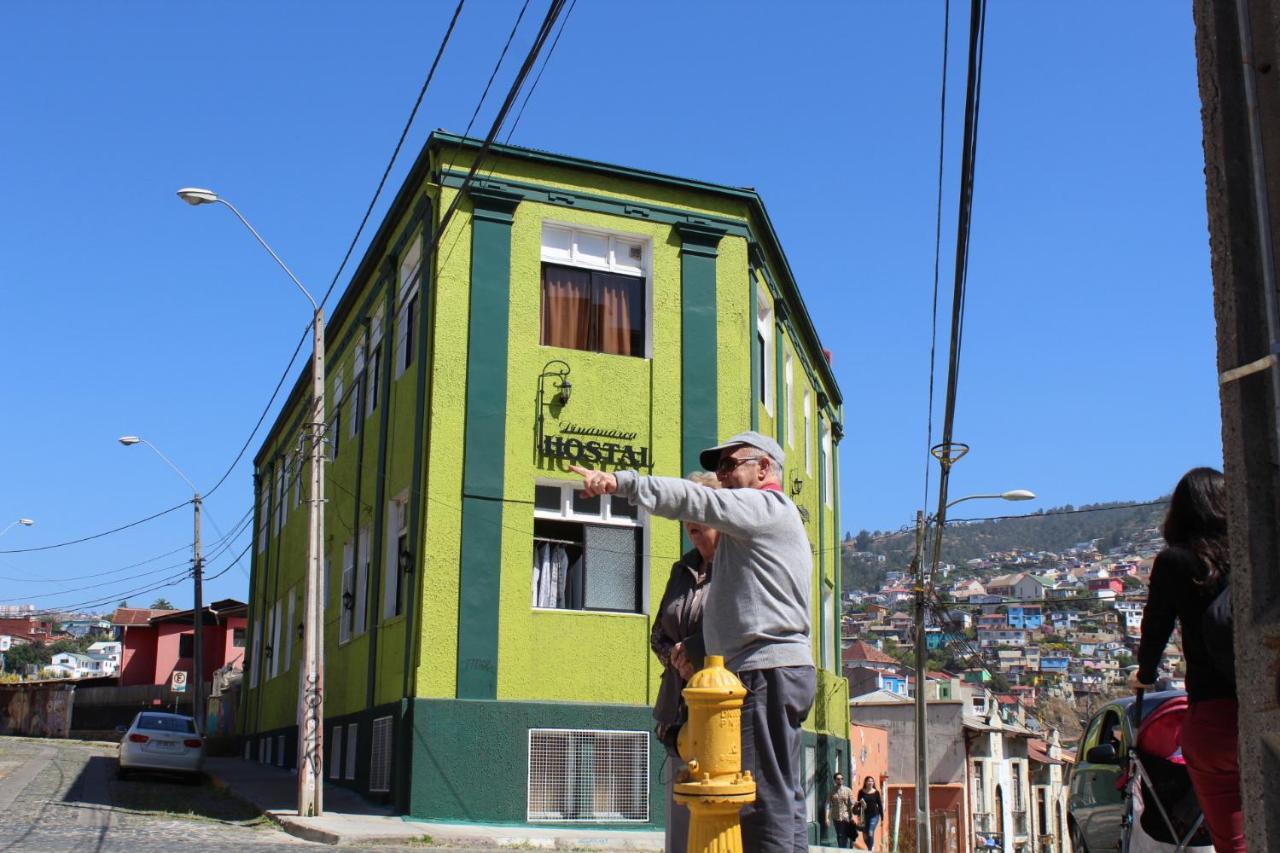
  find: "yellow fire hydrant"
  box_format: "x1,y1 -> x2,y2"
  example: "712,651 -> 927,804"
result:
674,654 -> 755,853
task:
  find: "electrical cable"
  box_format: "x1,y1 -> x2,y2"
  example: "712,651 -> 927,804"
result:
0,500 -> 192,555
502,0 -> 576,141
922,0 -> 952,513
200,1 -> 467,502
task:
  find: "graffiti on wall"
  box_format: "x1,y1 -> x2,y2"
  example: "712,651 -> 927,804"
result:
0,684 -> 75,737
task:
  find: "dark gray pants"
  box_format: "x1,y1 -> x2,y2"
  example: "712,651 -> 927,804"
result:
738,665 -> 817,853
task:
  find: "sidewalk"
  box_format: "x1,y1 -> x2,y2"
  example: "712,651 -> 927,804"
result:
205,756 -> 664,849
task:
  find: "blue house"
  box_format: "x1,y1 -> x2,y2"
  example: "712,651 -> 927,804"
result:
1006,604 -> 1044,630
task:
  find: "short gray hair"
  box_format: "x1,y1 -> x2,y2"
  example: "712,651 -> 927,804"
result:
687,471 -> 720,489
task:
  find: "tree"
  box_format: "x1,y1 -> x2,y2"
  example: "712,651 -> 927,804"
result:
855,529 -> 873,552
149,597 -> 175,610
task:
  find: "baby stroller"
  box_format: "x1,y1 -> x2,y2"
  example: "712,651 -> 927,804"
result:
1120,691 -> 1213,853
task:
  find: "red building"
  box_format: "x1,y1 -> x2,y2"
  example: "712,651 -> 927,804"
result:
112,599 -> 247,688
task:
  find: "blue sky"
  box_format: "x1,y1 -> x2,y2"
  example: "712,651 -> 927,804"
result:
0,3 -> 1219,610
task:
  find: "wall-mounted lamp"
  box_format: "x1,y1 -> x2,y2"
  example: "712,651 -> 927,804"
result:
790,475 -> 804,497
556,377 -> 572,406
536,359 -> 574,450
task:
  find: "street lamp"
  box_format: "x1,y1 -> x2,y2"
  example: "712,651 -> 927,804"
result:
0,518 -> 35,538
119,436 -> 205,731
911,486 -> 1035,853
178,186 -> 326,818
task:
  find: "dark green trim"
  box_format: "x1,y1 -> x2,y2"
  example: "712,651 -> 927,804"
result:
408,698 -> 663,828
775,321 -> 787,447
440,171 -> 751,241
366,266 -> 396,709
802,731 -> 852,847
750,273 -> 760,432
240,472 -> 262,735
403,197 -> 433,703
676,222 -> 724,485
832,422 -> 842,676
817,424 -> 827,667
456,188 -> 521,699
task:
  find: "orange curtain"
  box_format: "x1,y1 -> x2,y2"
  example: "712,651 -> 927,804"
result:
541,265 -> 591,350
595,272 -> 641,356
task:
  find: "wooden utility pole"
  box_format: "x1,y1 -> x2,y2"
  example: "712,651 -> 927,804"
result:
1193,0 -> 1280,845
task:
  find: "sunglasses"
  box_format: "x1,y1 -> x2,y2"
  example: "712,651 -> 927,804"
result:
716,455 -> 766,475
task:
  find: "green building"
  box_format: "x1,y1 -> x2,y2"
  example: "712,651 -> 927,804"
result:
242,132 -> 848,842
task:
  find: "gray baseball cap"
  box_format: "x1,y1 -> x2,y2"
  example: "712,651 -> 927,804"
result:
699,430 -> 786,471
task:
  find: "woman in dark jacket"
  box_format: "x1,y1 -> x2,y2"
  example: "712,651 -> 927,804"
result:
1131,467 -> 1242,852
650,472 -> 720,853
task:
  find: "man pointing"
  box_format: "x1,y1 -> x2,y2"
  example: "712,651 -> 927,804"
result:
571,430 -> 815,853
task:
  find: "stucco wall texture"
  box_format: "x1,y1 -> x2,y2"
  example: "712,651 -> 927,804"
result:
243,134 -> 847,816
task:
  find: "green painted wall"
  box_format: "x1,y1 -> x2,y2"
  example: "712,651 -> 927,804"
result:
408,698 -> 664,828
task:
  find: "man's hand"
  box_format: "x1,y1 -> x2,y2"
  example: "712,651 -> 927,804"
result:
569,464 -> 617,498
1126,670 -> 1154,692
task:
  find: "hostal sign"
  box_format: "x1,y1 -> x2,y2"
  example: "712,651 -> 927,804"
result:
539,421 -> 652,468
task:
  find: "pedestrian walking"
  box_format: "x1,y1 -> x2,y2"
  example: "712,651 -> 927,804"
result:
571,430 -> 815,853
824,772 -> 857,848
856,777 -> 882,851
1130,467 -> 1244,852
650,472 -> 720,853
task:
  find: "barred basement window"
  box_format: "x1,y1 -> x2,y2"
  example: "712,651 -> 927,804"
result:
527,729 -> 649,823
329,725 -> 342,780
345,722 -> 358,780
370,716 -> 393,792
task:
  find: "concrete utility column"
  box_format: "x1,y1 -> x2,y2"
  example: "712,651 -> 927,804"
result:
675,655 -> 755,853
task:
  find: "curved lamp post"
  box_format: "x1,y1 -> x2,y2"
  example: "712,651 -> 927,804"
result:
912,486 -> 1035,853
177,187 -> 326,818
0,518 -> 34,538
119,436 -> 205,731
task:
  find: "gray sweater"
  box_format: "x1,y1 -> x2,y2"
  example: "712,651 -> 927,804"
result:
614,471 -> 814,672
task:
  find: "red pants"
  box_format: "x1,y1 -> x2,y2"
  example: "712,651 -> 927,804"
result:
1180,698 -> 1245,852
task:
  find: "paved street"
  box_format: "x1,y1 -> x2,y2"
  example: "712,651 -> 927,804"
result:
0,737 -> 485,853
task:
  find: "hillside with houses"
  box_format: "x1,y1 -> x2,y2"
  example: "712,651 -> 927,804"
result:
841,503 -> 1173,736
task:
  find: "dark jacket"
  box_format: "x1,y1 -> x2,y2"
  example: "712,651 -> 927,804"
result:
858,789 -> 883,819
650,548 -> 712,742
1136,545 -> 1234,703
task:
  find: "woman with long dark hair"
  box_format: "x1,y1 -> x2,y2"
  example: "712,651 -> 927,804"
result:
1131,467 -> 1243,851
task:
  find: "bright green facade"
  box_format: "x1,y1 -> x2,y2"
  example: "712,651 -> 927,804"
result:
241,133 -> 847,840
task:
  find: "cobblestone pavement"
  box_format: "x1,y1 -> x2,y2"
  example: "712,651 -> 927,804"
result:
0,737 -> 492,852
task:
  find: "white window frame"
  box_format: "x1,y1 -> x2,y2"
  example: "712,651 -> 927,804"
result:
349,338 -> 365,440
540,222 -> 652,359
804,744 -> 816,822
330,365 -> 345,460
366,310 -> 383,419
756,284 -> 775,416
822,418 -> 834,510
273,465 -> 284,535
384,492 -> 409,620
340,539 -> 354,644
344,722 -> 359,780
280,453 -> 290,528
395,235 -> 422,379
803,390 -> 813,476
329,725 -> 343,780
532,480 -> 646,614
784,352 -> 795,448
268,601 -> 281,679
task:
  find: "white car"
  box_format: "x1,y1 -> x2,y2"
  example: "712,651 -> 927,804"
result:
116,711 -> 205,781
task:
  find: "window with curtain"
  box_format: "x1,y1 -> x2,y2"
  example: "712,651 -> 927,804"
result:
541,264 -> 644,357
539,223 -> 647,358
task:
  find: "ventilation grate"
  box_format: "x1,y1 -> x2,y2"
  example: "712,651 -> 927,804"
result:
370,716 -> 392,792
527,729 -> 649,823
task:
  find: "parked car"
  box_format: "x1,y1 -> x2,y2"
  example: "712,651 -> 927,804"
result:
1066,689 -> 1181,852
116,711 -> 204,781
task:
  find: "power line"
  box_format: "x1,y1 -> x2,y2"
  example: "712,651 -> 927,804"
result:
0,500 -> 192,555
922,0 -> 951,513
503,0 -> 576,141
201,1 -> 467,501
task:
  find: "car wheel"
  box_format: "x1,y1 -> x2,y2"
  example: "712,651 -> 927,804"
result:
185,771 -> 203,786
115,763 -> 129,781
